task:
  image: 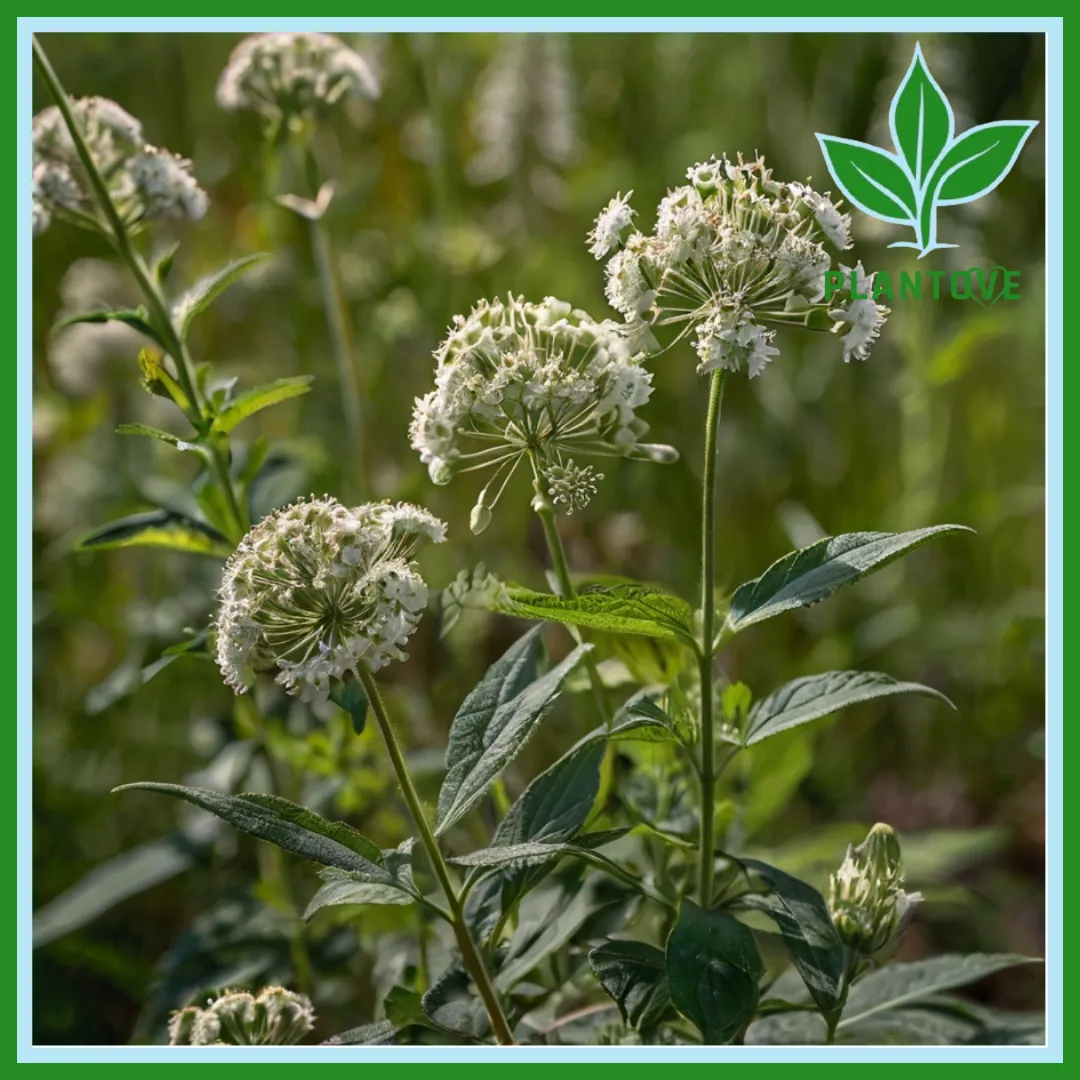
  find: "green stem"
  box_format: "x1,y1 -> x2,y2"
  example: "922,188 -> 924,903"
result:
32,35 -> 247,544
358,668 -> 515,1046
697,370 -> 726,908
529,458 -> 611,729
310,213 -> 366,501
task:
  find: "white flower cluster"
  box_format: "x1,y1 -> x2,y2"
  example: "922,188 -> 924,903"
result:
169,986 -> 315,1046
215,497 -> 446,704
409,295 -> 675,530
216,33 -> 379,125
828,823 -> 922,955
32,97 -> 208,237
588,153 -> 889,375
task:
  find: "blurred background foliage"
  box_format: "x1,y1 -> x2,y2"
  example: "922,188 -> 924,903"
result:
32,31 -> 1044,1044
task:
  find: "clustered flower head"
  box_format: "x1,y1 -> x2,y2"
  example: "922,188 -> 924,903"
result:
828,823 -> 922,955
32,97 -> 208,238
169,986 -> 315,1046
409,294 -> 676,532
588,153 -> 889,376
215,497 -> 446,704
216,32 -> 379,130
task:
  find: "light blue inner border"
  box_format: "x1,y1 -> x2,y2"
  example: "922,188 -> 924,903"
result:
17,15 -> 1063,1064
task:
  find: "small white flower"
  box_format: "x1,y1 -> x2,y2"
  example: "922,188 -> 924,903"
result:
217,33 -> 379,123
603,244 -> 655,318
694,310 -> 778,377
214,497 -> 445,702
544,459 -> 603,513
587,191 -> 635,260
829,262 -> 889,362
129,147 -> 209,222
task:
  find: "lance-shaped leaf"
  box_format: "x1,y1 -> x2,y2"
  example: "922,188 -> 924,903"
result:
435,627 -> 591,835
322,1020 -> 398,1046
210,375 -> 314,434
666,902 -> 764,1044
931,121 -> 1038,206
589,940 -> 671,1031
743,670 -> 953,747
815,136 -> 916,225
890,42 -> 954,187
113,783 -> 388,878
57,306 -> 165,347
725,525 -> 971,634
115,423 -> 182,446
77,509 -> 233,558
498,584 -> 697,650
329,680 -> 368,735
729,859 -> 846,1024
839,954 -> 1041,1030
303,841 -> 419,919
174,253 -> 268,340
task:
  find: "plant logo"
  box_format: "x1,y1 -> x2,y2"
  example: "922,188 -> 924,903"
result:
816,43 -> 1037,258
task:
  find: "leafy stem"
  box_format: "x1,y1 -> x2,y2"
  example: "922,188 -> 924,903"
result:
357,667 -> 516,1046
697,369 -> 726,907
32,35 -> 248,545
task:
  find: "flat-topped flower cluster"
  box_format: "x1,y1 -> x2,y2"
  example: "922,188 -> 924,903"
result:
214,497 -> 446,703
410,294 -> 676,528
590,153 -> 888,376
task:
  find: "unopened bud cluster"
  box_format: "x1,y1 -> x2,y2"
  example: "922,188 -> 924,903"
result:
215,497 -> 445,704
828,823 -> 922,955
410,294 -> 676,531
32,97 -> 208,237
168,986 -> 315,1046
588,153 -> 889,375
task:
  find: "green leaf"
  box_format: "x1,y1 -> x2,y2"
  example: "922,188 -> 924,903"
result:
210,376 -> 314,434
666,901 -> 764,1044
303,842 -> 418,919
931,121 -> 1038,205
840,954 -> 1042,1029
153,240 -> 180,284
726,526 -> 972,635
744,670 -> 953,746
114,423 -> 182,446
77,509 -> 233,558
814,136 -> 917,224
435,627 -> 591,835
612,697 -> 682,745
322,1020 -> 398,1046
729,859 -> 846,1025
113,784 -> 388,877
58,307 -> 165,348
174,254 -> 268,341
890,42 -> 953,187
499,584 -> 697,650
589,940 -> 671,1031
421,962 -> 490,1040
329,680 -> 367,735
452,840 -> 593,868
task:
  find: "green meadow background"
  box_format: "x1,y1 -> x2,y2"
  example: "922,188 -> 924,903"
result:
31,31 -> 1045,1043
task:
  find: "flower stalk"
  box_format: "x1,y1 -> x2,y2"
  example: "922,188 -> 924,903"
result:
358,668 -> 516,1046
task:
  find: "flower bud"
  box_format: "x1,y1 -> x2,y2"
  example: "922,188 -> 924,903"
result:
470,501 -> 493,535
828,823 -> 922,955
168,986 -> 315,1046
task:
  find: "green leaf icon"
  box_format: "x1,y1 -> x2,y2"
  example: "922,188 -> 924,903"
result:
890,43 -> 953,187
816,41 -> 1037,257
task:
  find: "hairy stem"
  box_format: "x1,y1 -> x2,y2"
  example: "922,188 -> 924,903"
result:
32,36 -> 248,544
698,370 -> 726,908
358,668 -> 515,1046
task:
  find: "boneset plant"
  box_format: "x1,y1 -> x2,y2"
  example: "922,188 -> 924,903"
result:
32,34 -> 1042,1049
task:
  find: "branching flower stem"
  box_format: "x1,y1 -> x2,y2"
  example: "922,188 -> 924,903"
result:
32,36 -> 247,545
